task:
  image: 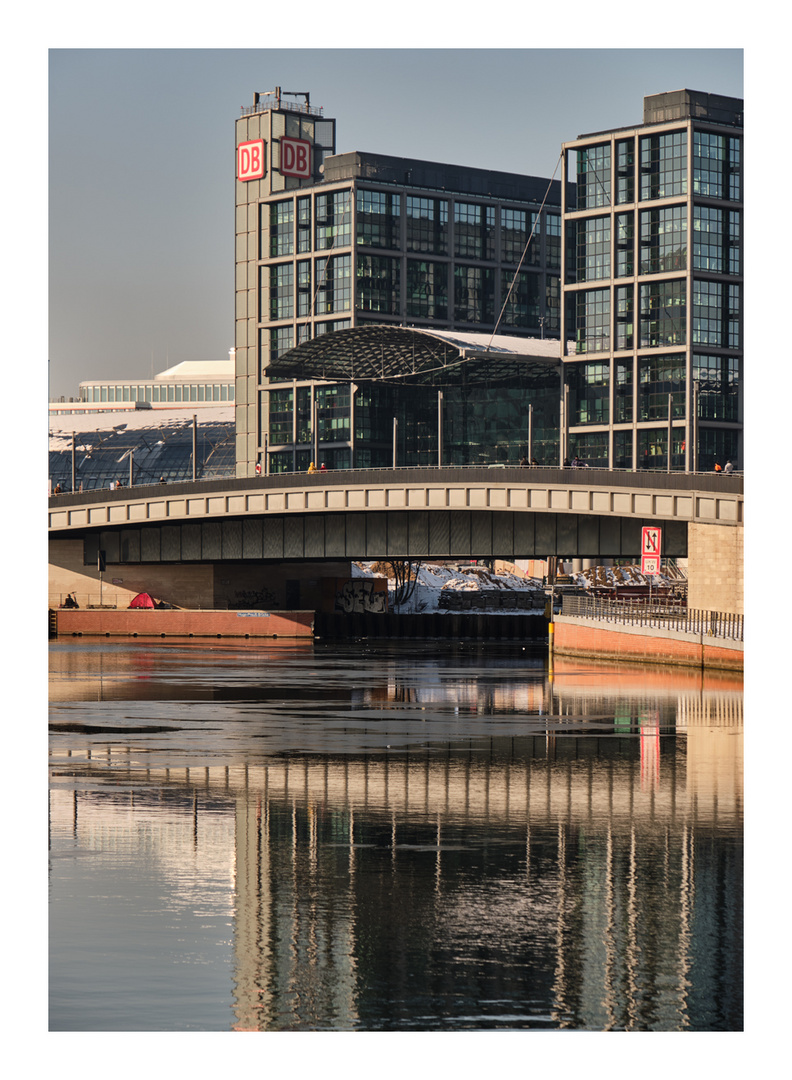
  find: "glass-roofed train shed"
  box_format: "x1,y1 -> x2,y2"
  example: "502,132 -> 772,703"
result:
49,407 -> 236,493
262,326 -> 564,472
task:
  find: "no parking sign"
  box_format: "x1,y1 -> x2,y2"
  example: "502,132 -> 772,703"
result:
641,526 -> 662,574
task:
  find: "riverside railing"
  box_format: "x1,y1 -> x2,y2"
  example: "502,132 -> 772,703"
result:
560,594 -> 743,642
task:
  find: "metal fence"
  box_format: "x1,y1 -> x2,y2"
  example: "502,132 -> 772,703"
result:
560,594 -> 743,641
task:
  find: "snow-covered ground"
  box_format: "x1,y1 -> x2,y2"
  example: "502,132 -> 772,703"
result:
351,559 -> 683,614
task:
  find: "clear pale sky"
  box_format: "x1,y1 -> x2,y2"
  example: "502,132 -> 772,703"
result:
47,47 -> 743,400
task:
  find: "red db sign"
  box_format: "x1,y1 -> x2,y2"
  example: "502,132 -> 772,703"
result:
237,140 -> 265,181
280,137 -> 311,178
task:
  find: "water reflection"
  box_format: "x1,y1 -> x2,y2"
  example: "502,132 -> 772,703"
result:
49,641 -> 742,1031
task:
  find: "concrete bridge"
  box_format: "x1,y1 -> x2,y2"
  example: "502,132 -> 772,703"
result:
48,466 -> 744,614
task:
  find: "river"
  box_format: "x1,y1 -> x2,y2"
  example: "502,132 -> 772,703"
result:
48,638 -> 743,1032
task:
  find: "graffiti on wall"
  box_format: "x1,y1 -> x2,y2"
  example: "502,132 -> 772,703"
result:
335,579 -> 387,614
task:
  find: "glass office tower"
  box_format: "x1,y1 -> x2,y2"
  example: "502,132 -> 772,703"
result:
235,90 -> 567,476
560,90 -> 743,471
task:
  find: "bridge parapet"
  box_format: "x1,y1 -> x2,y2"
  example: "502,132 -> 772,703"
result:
49,466 -> 743,535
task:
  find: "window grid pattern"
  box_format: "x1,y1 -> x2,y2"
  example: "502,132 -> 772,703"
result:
577,145 -> 611,209
640,131 -> 687,200
569,361 -> 610,424
356,189 -> 401,249
615,285 -> 634,351
639,355 -> 687,420
694,354 -> 740,421
315,190 -> 351,250
454,202 -> 495,260
575,289 -> 610,353
406,260 -> 448,320
615,362 -> 633,422
616,138 -> 635,204
639,206 -> 687,274
639,280 -> 686,348
297,197 -> 312,253
545,213 -> 561,269
315,254 -> 352,315
500,271 -> 541,329
269,263 -> 294,321
269,201 -> 294,258
502,208 -> 539,266
616,212 -> 634,277
693,132 -> 741,201
692,280 -> 723,346
405,196 -> 449,255
356,254 -> 401,315
577,216 -> 611,281
454,265 -> 495,324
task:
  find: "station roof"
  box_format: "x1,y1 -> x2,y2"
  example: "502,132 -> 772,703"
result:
266,326 -> 565,387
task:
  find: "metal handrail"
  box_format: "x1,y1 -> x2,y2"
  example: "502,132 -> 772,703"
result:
560,594 -> 743,641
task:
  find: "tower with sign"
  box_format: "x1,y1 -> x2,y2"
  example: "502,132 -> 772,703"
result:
234,90 -> 336,476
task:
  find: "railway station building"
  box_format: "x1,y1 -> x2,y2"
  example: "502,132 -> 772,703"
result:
234,90 -> 569,476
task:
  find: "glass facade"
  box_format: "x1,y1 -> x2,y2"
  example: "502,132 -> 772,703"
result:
80,381 -> 234,404
562,94 -> 743,471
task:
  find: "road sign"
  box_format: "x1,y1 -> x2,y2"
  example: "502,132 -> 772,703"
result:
641,526 -> 661,574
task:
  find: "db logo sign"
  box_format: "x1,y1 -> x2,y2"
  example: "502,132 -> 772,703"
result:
280,137 -> 312,178
237,140 -> 265,182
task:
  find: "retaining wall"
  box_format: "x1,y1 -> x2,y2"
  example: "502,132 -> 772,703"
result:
51,608 -> 314,639
552,614 -> 742,671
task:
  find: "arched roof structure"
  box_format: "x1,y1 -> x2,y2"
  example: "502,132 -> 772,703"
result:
265,326 -> 565,388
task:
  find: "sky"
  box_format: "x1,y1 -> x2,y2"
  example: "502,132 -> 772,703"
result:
46,46 -> 744,400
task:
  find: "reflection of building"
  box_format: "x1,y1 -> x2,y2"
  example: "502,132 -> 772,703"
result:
50,690 -> 743,1030
234,90 -> 568,476
560,90 -> 743,471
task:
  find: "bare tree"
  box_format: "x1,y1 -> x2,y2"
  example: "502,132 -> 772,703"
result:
389,560 -> 422,612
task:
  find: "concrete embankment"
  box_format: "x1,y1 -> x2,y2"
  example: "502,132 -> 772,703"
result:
551,613 -> 743,672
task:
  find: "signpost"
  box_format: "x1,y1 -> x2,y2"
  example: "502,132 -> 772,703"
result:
641,526 -> 662,575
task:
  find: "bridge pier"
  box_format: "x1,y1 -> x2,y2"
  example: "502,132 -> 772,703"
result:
686,522 -> 743,616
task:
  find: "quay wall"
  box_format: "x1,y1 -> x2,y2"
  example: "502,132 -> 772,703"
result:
552,614 -> 742,672
51,608 -> 314,639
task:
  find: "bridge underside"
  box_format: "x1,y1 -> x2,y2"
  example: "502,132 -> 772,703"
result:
77,509 -> 687,566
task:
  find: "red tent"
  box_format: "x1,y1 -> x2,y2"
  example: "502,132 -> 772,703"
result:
129,592 -> 156,608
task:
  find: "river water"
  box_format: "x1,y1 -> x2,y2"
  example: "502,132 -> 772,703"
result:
48,638 -> 743,1032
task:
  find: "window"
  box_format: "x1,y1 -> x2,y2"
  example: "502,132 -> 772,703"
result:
269,200 -> 294,257
502,208 -> 539,266
615,285 -> 634,350
545,213 -> 561,270
567,361 -> 610,425
640,280 -> 686,348
575,289 -> 610,353
693,132 -> 741,200
616,138 -> 635,204
577,145 -> 611,209
315,190 -> 351,250
500,271 -> 540,329
406,196 -> 448,254
315,254 -> 351,314
406,260 -> 448,320
694,354 -> 740,421
297,197 -> 312,253
693,206 -> 723,272
454,202 -> 495,260
356,189 -> 400,248
454,265 -> 494,324
615,362 -> 633,422
356,254 -> 400,315
615,212 -> 634,277
639,206 -> 687,273
640,131 -> 687,199
576,216 -> 611,281
639,355 -> 686,420
269,263 -> 294,321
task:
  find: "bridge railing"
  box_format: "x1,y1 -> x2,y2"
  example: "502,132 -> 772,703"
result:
49,463 -> 744,507
560,594 -> 743,641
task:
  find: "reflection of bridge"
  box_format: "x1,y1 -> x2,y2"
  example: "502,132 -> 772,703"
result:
48,466 -> 744,612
